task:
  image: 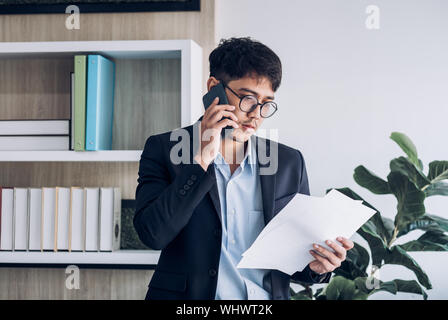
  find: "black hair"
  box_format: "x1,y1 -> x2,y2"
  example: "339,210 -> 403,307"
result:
209,37 -> 282,92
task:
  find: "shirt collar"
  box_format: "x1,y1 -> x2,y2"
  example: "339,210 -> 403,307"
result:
213,135 -> 257,174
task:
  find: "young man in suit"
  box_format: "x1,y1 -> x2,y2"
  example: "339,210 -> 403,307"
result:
134,37 -> 354,300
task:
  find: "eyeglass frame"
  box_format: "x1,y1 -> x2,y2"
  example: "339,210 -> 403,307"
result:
221,81 -> 278,118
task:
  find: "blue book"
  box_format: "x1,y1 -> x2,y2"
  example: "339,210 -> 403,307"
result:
85,55 -> 115,151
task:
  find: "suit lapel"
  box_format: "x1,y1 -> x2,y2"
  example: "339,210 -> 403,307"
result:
188,119 -> 222,224
255,135 -> 286,299
206,165 -> 222,224
255,135 -> 277,226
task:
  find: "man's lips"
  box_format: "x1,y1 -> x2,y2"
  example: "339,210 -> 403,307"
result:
242,124 -> 255,129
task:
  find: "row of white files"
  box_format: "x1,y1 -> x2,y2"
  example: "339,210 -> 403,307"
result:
0,187 -> 121,252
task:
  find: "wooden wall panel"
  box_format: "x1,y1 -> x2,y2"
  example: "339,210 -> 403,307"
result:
113,58 -> 181,150
0,268 -> 154,300
0,162 -> 139,199
0,0 -> 215,300
0,57 -> 72,120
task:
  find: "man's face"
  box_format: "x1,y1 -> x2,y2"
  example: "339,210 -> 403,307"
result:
212,75 -> 275,143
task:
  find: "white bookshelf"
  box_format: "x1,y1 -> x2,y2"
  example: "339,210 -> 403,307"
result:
0,39 -> 203,162
0,150 -> 142,162
0,40 -> 202,266
0,250 -> 160,266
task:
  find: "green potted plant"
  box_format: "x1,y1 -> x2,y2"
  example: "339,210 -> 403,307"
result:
291,132 -> 448,300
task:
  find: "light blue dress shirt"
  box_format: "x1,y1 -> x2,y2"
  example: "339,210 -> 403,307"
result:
213,136 -> 272,300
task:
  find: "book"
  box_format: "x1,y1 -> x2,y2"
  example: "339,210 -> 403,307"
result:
120,199 -> 147,250
13,188 -> 29,251
70,72 -> 75,150
41,188 -> 56,251
99,187 -> 121,251
0,136 -> 69,151
28,188 -> 42,251
0,187 -> 14,250
69,187 -> 84,252
84,187 -> 99,251
85,55 -> 116,151
0,120 -> 69,136
74,55 -> 87,151
56,187 -> 70,251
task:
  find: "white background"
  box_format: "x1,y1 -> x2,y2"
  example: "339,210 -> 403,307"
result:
215,0 -> 448,299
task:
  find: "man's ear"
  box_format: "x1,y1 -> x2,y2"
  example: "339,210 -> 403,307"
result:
206,76 -> 220,92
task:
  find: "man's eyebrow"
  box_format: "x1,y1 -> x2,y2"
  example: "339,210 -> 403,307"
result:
238,87 -> 275,100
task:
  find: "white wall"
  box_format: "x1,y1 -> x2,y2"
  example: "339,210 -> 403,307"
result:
215,0 -> 448,299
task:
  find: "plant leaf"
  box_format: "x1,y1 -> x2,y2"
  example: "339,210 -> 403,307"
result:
390,132 -> 422,169
398,214 -> 448,237
390,157 -> 430,189
354,166 -> 391,194
425,214 -> 448,231
333,242 -> 370,279
361,278 -> 428,300
393,279 -> 428,300
399,229 -> 448,251
357,220 -> 388,266
382,216 -> 395,238
424,181 -> 448,197
383,246 -> 432,289
290,289 -> 312,300
428,161 -> 448,183
324,276 -> 369,300
388,171 -> 426,231
314,288 -> 324,297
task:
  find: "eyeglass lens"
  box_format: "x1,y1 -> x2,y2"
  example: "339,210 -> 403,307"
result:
240,96 -> 276,118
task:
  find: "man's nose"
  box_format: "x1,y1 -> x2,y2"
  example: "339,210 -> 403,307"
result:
247,105 -> 262,119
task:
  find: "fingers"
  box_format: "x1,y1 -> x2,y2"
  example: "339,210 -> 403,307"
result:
204,96 -> 221,114
337,237 -> 354,250
216,118 -> 239,130
312,244 -> 341,267
325,240 -> 346,260
203,103 -> 239,130
210,109 -> 239,124
309,250 -> 334,271
205,99 -> 235,119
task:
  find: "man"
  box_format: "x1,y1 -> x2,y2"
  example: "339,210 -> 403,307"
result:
134,37 -> 354,300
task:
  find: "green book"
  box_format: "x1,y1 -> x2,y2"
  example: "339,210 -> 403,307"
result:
74,55 -> 87,151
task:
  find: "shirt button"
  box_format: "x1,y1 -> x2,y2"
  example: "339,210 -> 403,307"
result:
191,175 -> 197,181
183,184 -> 190,190
209,269 -> 217,277
230,239 -> 236,245
232,209 -> 236,214
179,189 -> 186,196
187,179 -> 194,185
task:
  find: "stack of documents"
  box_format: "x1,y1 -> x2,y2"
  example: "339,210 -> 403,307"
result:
237,189 -> 376,275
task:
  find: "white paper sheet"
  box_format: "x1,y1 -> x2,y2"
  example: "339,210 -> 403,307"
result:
237,189 -> 376,275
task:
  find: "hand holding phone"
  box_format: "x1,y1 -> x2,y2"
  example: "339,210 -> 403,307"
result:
202,82 -> 235,135
194,85 -> 240,171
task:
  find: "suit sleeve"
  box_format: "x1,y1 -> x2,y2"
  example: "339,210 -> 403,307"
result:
133,135 -> 216,250
289,149 -> 332,284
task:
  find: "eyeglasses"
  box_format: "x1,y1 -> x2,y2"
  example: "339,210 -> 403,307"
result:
222,82 -> 278,118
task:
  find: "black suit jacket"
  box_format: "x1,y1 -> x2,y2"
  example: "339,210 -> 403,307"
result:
134,121 -> 331,300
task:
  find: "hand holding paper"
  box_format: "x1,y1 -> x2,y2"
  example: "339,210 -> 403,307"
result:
237,189 -> 376,275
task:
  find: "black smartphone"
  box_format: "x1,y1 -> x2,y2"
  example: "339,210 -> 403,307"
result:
202,82 -> 234,136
